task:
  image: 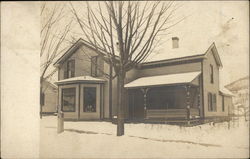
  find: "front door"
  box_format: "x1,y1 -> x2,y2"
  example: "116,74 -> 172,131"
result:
79,84 -> 101,119
129,89 -> 144,120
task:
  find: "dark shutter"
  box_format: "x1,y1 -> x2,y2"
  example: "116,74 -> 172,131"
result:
97,56 -> 104,76
222,96 -> 225,112
208,93 -> 211,111
63,63 -> 68,79
213,94 -> 217,111
41,92 -> 45,106
210,65 -> 214,83
208,93 -> 214,111
91,56 -> 97,77
71,60 -> 75,77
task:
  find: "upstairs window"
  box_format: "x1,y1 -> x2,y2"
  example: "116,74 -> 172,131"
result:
91,56 -> 104,77
210,64 -> 214,83
91,56 -> 98,77
64,60 -> 75,79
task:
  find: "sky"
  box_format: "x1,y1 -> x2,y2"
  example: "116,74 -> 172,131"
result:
44,1 -> 249,86
168,1 -> 249,86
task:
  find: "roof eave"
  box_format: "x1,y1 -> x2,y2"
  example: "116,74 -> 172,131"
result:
141,55 -> 206,66
55,80 -> 106,85
53,38 -> 83,66
219,91 -> 234,97
53,38 -> 108,67
125,82 -> 200,89
209,42 -> 223,67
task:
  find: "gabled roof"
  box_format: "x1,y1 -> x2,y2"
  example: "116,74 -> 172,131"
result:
55,38 -> 223,69
53,38 -> 106,67
225,76 -> 249,92
124,71 -> 201,89
142,42 -> 223,67
219,87 -> 234,97
42,80 -> 57,89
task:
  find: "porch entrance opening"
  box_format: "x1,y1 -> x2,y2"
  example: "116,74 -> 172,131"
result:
128,85 -> 200,120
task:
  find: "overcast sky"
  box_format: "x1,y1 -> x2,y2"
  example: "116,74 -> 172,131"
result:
1,1 -> 249,85
67,1 -> 249,86
170,1 -> 249,86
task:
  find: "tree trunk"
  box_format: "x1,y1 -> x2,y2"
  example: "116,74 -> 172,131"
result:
117,71 -> 126,136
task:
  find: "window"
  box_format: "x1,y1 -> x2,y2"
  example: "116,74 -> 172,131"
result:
83,87 -> 96,112
91,56 -> 104,77
41,92 -> 45,106
91,56 -> 98,77
208,93 -> 212,111
222,96 -> 225,112
208,92 -> 217,112
210,64 -> 214,83
64,60 -> 75,79
212,94 -> 217,111
62,88 -> 76,112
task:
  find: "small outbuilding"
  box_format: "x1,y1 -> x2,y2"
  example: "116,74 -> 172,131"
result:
41,80 -> 58,114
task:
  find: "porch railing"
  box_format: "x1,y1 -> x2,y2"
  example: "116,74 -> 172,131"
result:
146,108 -> 200,119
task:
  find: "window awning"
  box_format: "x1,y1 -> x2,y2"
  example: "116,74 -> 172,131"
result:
55,76 -> 106,85
124,71 -> 201,89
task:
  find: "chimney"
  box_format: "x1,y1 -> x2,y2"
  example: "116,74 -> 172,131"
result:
172,37 -> 179,49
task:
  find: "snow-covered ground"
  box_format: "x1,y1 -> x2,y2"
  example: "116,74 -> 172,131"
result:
40,116 -> 249,158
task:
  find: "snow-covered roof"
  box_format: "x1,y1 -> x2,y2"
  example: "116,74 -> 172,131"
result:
219,87 -> 234,97
144,46 -> 206,63
142,42 -> 222,67
124,71 -> 201,88
55,76 -> 106,85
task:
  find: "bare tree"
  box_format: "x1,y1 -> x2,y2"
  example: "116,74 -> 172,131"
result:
40,2 -> 72,118
70,1 -> 183,136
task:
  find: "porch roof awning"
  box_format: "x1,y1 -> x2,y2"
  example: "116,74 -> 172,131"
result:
55,76 -> 106,85
124,71 -> 201,88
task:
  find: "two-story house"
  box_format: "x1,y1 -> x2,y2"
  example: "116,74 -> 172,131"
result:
54,37 -> 233,123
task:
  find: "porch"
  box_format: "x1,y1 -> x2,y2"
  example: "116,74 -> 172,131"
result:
125,71 -> 202,124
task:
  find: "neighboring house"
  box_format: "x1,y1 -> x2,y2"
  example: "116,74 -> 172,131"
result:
54,37 -> 233,123
219,87 -> 234,116
225,76 -> 249,116
41,80 -> 58,114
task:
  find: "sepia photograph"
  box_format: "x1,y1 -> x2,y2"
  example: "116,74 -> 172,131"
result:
1,1 -> 249,158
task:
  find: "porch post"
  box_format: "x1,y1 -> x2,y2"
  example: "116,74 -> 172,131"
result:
185,85 -> 191,125
197,87 -> 201,118
141,88 -> 149,119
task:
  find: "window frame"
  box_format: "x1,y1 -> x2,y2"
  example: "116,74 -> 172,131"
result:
64,59 -> 75,79
67,59 -> 75,78
208,92 -> 217,112
61,87 -> 76,112
212,93 -> 217,111
83,87 -> 97,113
208,92 -> 212,111
91,56 -> 98,77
